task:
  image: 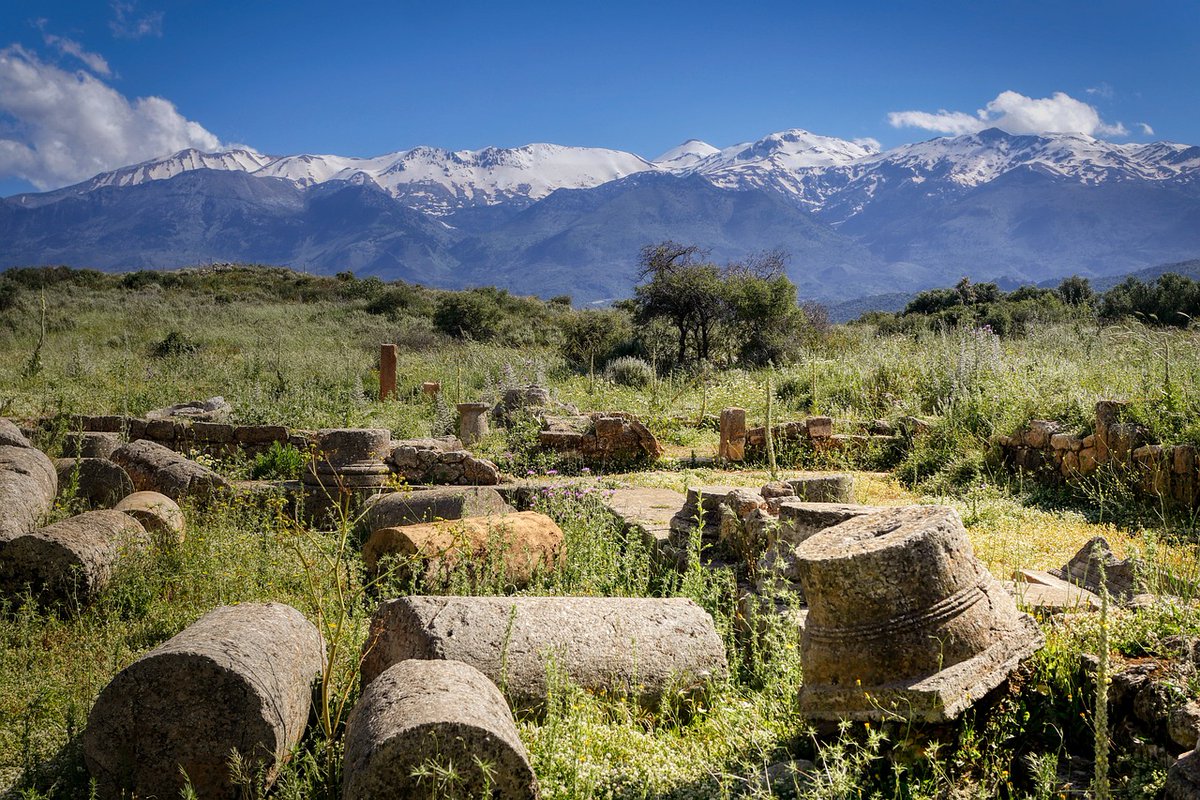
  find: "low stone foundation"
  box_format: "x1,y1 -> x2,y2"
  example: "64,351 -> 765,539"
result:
994,401 -> 1199,508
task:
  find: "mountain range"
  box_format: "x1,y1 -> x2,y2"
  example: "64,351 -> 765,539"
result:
2,128 -> 1199,303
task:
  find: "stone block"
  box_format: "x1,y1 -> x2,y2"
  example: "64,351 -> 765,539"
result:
191,422 -> 234,443
364,486 -> 512,530
794,505 -> 1042,722
343,659 -> 538,800
805,417 -> 833,439
787,474 -> 854,503
83,603 -> 324,800
718,407 -> 747,462
234,425 -> 289,444
362,596 -> 727,712
61,431 -> 121,459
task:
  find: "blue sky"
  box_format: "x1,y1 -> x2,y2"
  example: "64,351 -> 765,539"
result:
1,0 -> 1197,196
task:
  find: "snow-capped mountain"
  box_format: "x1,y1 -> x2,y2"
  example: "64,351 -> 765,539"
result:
3,127 -> 1200,302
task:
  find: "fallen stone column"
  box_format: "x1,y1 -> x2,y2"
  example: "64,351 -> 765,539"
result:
55,457 -> 135,507
794,505 -> 1043,722
363,511 -> 562,588
83,602 -> 325,800
362,595 -> 727,711
0,418 -> 33,448
363,486 -> 513,530
0,509 -> 147,606
0,445 -> 57,543
343,659 -> 539,800
114,491 -> 186,544
111,439 -> 229,501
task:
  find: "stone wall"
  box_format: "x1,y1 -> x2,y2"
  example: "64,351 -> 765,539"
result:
538,412 -> 662,463
994,401 -> 1199,507
743,415 -> 901,459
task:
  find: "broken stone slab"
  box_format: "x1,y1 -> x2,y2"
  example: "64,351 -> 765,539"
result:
787,474 -> 854,503
1004,574 -> 1102,613
0,418 -> 33,448
795,505 -> 1043,723
114,491 -> 186,544
145,396 -> 232,423
1051,536 -> 1147,602
361,596 -> 727,712
363,511 -> 564,589
363,486 -> 513,530
344,659 -> 539,800
0,509 -> 148,606
599,486 -> 686,565
55,458 -> 135,507
0,444 -> 58,544
111,440 -> 229,502
60,431 -> 121,459
83,602 -> 324,800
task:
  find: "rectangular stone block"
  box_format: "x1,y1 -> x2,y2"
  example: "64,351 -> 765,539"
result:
81,415 -> 129,433
718,408 -> 747,462
145,419 -> 181,440
805,416 -> 833,439
192,422 -> 234,443
379,343 -> 398,401
235,425 -> 289,444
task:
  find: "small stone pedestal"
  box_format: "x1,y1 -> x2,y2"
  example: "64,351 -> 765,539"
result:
302,428 -> 393,526
457,403 -> 490,446
795,505 -> 1042,723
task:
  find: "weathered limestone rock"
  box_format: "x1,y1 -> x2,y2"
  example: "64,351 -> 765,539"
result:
788,474 -> 854,503
363,486 -> 513,530
0,418 -> 33,448
457,402 -> 491,446
794,506 -> 1043,722
303,428 -> 393,524
55,458 -> 135,507
599,486 -> 686,563
114,491 -> 186,544
388,441 -> 502,486
1052,536 -> 1147,602
1024,420 -> 1061,449
362,596 -> 727,711
718,407 -> 747,462
363,511 -> 564,588
60,431 -> 121,459
1167,749 -> 1200,800
806,416 -> 833,439
0,445 -> 57,543
0,510 -> 148,606
756,502 -> 886,591
111,439 -> 229,501
538,412 -> 661,462
83,602 -> 325,800
343,659 -> 539,800
146,396 -> 232,423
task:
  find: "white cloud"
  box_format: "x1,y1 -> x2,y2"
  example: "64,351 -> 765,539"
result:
888,90 -> 1132,138
41,33 -> 112,76
1138,122 -> 1154,136
852,136 -> 882,153
109,1 -> 163,39
0,45 -> 222,190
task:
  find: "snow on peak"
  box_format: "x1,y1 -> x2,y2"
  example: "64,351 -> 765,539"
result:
653,139 -> 720,171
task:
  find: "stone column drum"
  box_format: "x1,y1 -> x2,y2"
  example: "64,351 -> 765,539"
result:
718,408 -> 747,462
83,602 -> 325,800
361,595 -> 728,712
303,428 -> 393,524
362,511 -> 564,588
0,444 -> 57,543
457,403 -> 490,446
343,659 -> 539,800
794,505 -> 1042,722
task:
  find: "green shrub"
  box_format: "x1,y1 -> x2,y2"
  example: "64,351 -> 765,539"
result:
605,356 -> 654,388
150,330 -> 200,358
250,441 -> 306,480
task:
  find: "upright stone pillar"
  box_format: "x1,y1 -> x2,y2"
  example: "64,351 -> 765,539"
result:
457,403 -> 490,446
718,408 -> 747,462
379,344 -> 398,401
421,381 -> 441,397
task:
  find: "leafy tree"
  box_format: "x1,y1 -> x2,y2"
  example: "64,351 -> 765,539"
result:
1057,275 -> 1094,306
632,242 -> 724,364
433,290 -> 503,339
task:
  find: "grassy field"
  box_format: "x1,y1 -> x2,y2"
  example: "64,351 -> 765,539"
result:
2,271 -> 1200,798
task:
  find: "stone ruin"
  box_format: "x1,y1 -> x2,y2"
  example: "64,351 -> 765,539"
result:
794,506 -> 1043,722
716,407 -> 910,463
538,411 -> 662,463
995,399 -> 1199,508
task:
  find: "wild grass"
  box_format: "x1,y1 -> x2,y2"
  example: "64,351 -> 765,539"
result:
2,278 -> 1200,797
